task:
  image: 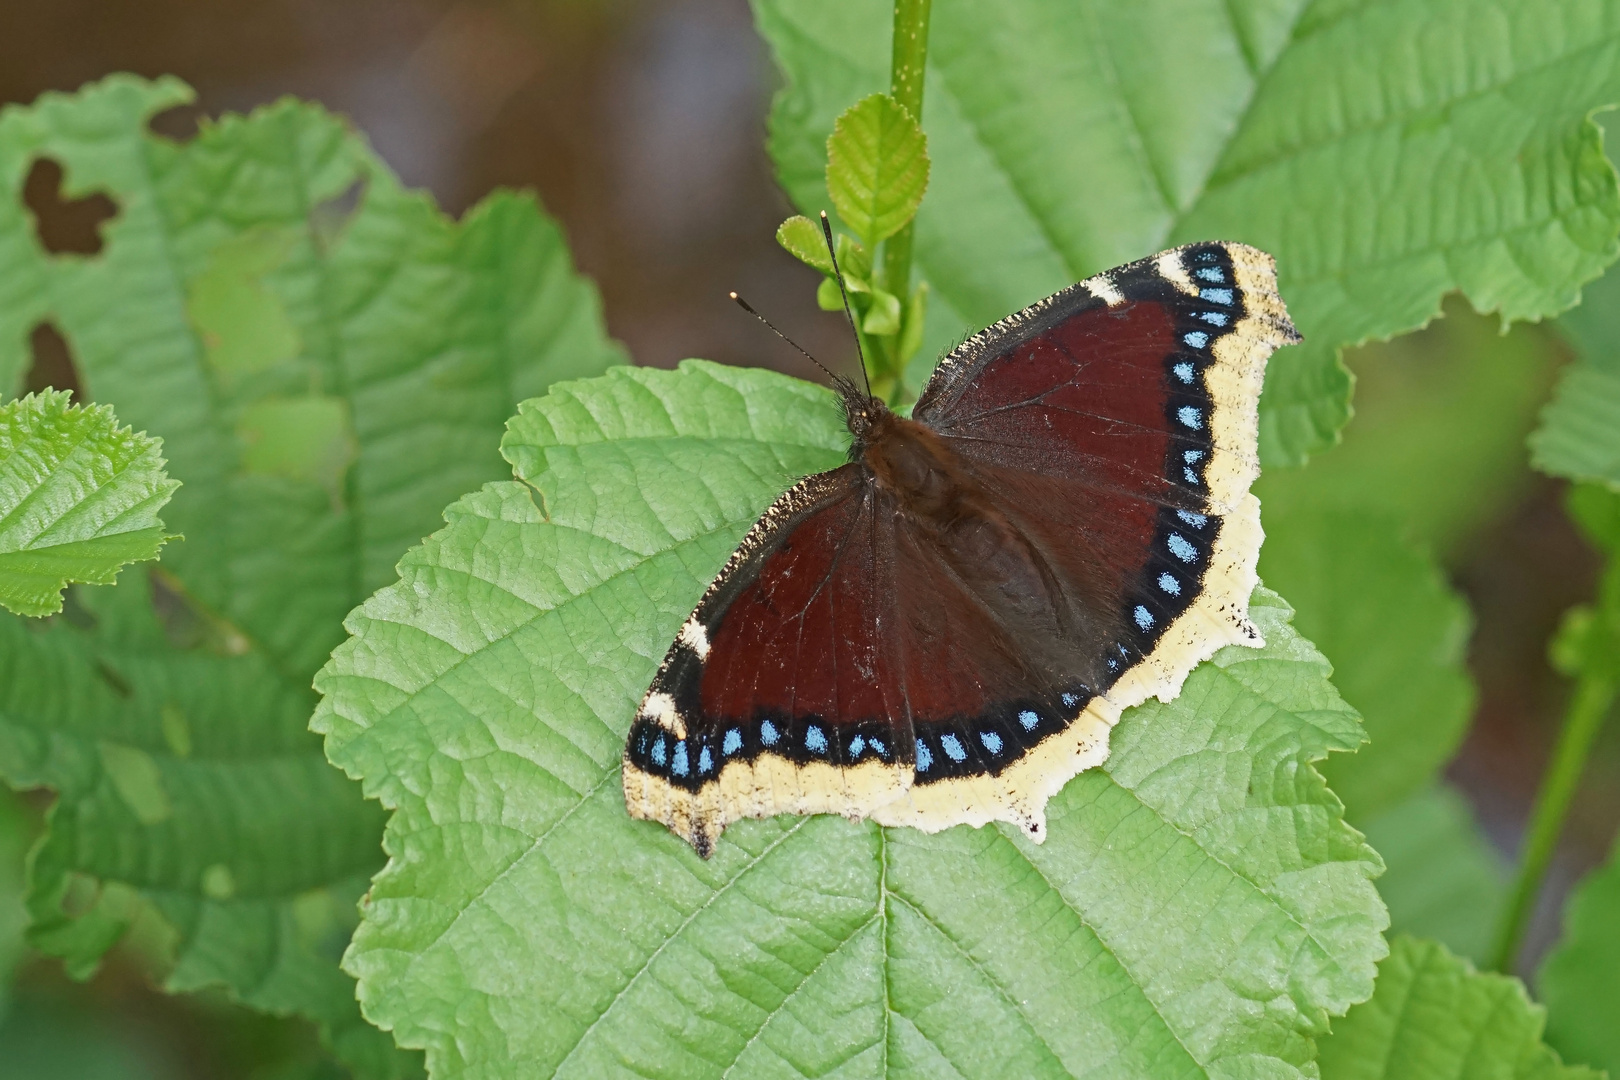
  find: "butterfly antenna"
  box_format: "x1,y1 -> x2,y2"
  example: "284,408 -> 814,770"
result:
729,292 -> 842,385
820,211 -> 873,399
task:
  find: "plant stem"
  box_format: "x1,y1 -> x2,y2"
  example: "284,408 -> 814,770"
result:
880,0 -> 932,322
1489,670 -> 1618,973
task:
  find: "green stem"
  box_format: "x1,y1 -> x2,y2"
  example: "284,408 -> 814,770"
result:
880,0 -> 932,330
1489,671 -> 1618,973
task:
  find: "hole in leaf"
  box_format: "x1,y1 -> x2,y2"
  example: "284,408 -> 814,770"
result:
23,157 -> 118,256
147,102 -> 206,143
24,321 -> 84,400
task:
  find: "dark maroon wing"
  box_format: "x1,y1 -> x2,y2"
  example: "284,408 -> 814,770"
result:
879,242 -> 1298,816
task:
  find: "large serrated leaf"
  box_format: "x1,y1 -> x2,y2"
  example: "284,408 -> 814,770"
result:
316,360 -> 1387,1080
0,75 -> 623,1074
0,390 -> 178,616
1318,936 -> 1597,1080
755,0 -> 1620,466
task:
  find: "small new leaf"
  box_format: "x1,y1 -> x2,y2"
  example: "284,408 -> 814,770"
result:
0,391 -> 178,616
777,215 -> 834,274
1317,936 -> 1597,1080
826,93 -> 930,248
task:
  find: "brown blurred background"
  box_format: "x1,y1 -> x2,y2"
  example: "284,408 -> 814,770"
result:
1,2 -> 1613,1077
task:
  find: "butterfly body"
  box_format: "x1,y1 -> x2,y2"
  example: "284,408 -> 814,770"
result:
625,242 -> 1300,857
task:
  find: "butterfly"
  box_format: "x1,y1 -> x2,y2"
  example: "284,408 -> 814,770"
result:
623,242 -> 1299,858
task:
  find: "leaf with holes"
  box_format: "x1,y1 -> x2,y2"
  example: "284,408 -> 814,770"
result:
0,390 -> 177,616
0,75 -> 623,1076
316,360 -> 1386,1080
1317,936 -> 1596,1080
755,0 -> 1620,465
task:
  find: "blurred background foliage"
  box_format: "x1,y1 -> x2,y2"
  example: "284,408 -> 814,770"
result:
0,0 -> 1617,1077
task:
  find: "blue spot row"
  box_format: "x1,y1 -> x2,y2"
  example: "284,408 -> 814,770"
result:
1201,286 -> 1233,304
1173,361 -> 1195,384
1177,509 -> 1208,528
1134,605 -> 1155,630
1195,265 -> 1225,283
1168,533 -> 1198,563
1158,572 -> 1182,596
1177,406 -> 1203,430
1183,331 -> 1209,349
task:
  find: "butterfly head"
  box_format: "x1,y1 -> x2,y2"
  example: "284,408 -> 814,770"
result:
835,375 -> 892,460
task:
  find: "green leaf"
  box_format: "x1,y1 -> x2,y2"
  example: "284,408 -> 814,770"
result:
1257,509 -> 1474,821
1255,302 -> 1556,556
755,0 -> 1620,465
0,789 -> 28,1022
1358,785 -> 1505,967
1317,936 -> 1597,1080
1540,834 -> 1620,1076
776,214 -> 834,274
317,360 -> 1386,1079
1533,122 -> 1620,489
0,390 -> 178,616
826,93 -> 930,248
0,74 -> 622,1073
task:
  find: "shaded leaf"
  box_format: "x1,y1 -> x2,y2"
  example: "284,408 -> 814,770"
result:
0,75 -> 622,1074
1318,936 -> 1596,1080
755,0 -> 1620,465
1258,508 -> 1474,820
317,360 -> 1386,1080
826,93 -> 929,248
1540,834 -> 1620,1077
0,390 -> 178,616
1358,785 -> 1505,968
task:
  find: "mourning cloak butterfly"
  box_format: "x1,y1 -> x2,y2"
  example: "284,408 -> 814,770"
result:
624,242 -> 1299,857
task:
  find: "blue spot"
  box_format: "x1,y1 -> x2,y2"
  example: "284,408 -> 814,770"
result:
849,735 -> 865,758
870,739 -> 887,758
1195,266 -> 1224,282
1201,286 -> 1233,303
940,734 -> 967,762
1134,605 -> 1155,630
980,731 -> 1004,755
1184,449 -> 1205,462
672,742 -> 689,777
1061,691 -> 1079,707
1183,331 -> 1209,349
723,729 -> 742,756
1178,406 -> 1203,429
1169,533 -> 1198,562
651,737 -> 667,767
1198,311 -> 1228,326
805,725 -> 828,755
1172,362 -> 1195,383
1177,509 -> 1208,528
1158,572 -> 1182,596
1184,468 -> 1200,484
1108,657 -> 1120,671
915,739 -> 933,771
760,720 -> 779,747
699,746 -> 714,773
1019,709 -> 1040,730
636,732 -> 648,755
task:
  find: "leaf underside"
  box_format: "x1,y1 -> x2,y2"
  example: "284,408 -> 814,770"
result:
0,75 -> 623,1075
755,0 -> 1620,466
317,361 -> 1386,1080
